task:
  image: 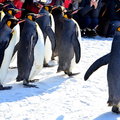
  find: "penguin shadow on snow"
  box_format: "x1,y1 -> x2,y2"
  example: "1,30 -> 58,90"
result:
0,74 -> 69,103
82,36 -> 113,41
93,112 -> 120,120
56,115 -> 64,120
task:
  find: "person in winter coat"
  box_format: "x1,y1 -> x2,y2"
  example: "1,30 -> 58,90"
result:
106,0 -> 120,37
73,0 -> 102,37
21,0 -> 42,18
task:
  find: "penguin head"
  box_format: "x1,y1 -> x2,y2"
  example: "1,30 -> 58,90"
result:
0,3 -> 4,11
34,2 -> 43,9
63,9 -> 79,19
5,8 -> 20,16
43,5 -> 53,13
0,3 -> 9,11
6,18 -> 25,29
117,26 -> 120,32
26,13 -> 44,21
64,11 -> 72,19
51,6 -> 65,17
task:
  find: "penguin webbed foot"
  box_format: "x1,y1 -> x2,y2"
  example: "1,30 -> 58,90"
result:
23,80 -> 38,88
112,106 -> 120,114
29,79 -> 39,83
0,84 -> 12,90
9,66 -> 17,69
64,71 -> 80,77
44,63 -> 54,67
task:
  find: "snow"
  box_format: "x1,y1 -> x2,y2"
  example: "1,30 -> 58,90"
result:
0,36 -> 120,120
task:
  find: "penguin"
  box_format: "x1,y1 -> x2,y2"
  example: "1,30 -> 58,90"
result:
0,7 -> 22,68
51,6 -> 81,76
84,26 -> 120,114
0,18 -> 24,90
17,13 -> 45,88
0,3 -> 5,21
35,2 -> 56,67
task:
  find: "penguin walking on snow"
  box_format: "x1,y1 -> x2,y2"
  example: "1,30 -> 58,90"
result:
52,6 -> 81,76
35,3 -> 56,67
17,13 -> 45,88
84,26 -> 120,114
0,18 -> 24,90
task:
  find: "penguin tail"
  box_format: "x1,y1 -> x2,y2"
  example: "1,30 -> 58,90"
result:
84,53 -> 110,81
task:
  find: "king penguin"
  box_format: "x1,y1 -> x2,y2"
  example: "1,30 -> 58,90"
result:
35,2 -> 56,67
51,6 -> 81,76
84,26 -> 120,114
17,13 -> 45,87
0,3 -> 6,21
0,7 -> 22,68
0,18 -> 24,90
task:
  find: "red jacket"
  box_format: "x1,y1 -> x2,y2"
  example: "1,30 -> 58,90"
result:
64,0 -> 72,8
14,0 -> 23,18
0,0 -> 6,3
26,4 -> 40,14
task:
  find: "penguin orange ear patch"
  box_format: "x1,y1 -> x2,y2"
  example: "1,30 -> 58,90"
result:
117,27 -> 120,32
64,14 -> 68,19
7,20 -> 11,27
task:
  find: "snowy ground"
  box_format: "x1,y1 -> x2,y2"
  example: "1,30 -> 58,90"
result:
0,36 -> 120,120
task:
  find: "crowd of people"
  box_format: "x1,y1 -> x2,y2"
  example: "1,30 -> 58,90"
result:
0,0 -> 120,38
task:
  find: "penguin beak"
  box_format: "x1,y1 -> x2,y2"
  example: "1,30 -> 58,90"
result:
36,14 -> 46,18
3,4 -> 9,8
71,10 -> 78,15
17,19 -> 26,24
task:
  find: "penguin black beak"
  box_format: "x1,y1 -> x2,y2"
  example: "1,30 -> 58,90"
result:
3,4 -> 9,8
17,19 -> 26,24
36,14 -> 46,18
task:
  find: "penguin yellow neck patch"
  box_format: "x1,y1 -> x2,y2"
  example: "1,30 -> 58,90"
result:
117,27 -> 120,32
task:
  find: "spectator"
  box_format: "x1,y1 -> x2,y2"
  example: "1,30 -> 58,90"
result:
96,0 -> 120,37
73,0 -> 103,37
14,0 -> 24,18
50,0 -> 64,6
106,0 -> 120,37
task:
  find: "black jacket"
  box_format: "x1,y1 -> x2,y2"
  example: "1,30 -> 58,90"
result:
107,0 -> 120,21
78,0 -> 103,18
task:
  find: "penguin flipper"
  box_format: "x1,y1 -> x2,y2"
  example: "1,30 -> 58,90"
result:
12,42 -> 19,58
84,53 -> 110,81
45,26 -> 56,51
72,32 -> 81,63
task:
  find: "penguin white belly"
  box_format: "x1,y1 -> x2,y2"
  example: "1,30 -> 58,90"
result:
72,18 -> 81,43
43,13 -> 55,65
29,23 -> 45,80
50,13 -> 55,32
69,54 -> 76,72
69,19 -> 81,72
0,11 -> 5,21
9,24 -> 20,67
44,36 -> 52,64
0,30 -> 17,85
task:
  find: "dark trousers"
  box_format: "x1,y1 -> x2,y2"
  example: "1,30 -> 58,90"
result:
79,16 -> 99,29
